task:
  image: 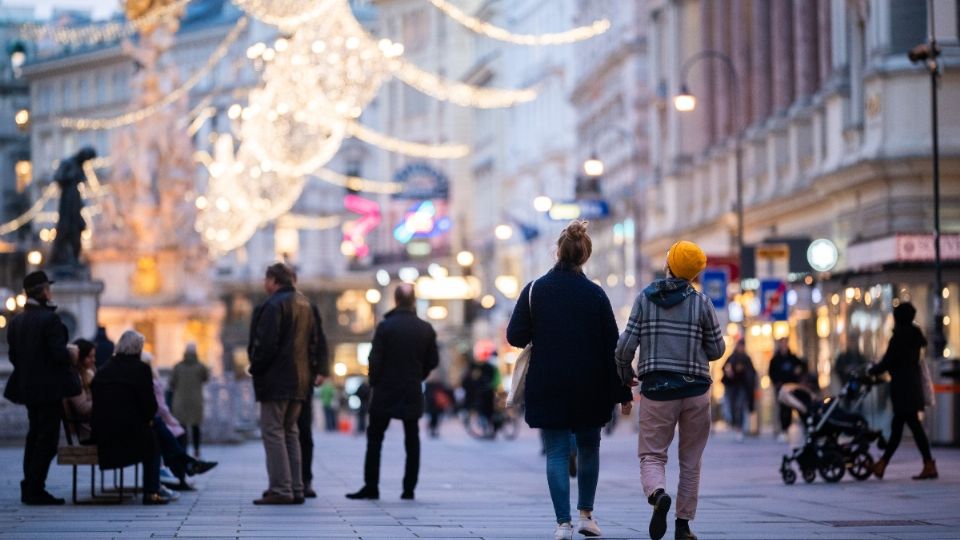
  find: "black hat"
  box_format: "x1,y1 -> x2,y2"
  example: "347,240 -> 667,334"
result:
23,271 -> 54,292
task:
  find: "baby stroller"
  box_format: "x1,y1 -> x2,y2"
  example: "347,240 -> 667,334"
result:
778,372 -> 886,484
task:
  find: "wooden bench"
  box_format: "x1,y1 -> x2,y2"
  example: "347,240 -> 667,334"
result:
57,402 -> 138,504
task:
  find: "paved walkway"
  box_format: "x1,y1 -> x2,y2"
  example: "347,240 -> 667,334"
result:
0,418 -> 957,539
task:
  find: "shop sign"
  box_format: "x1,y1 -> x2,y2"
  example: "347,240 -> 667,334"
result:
392,162 -> 450,200
847,233 -> 960,270
896,234 -> 960,262
760,279 -> 788,321
701,269 -> 728,309
547,199 -> 609,221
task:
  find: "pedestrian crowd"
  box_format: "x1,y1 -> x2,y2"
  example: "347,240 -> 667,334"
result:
2,224 -> 939,539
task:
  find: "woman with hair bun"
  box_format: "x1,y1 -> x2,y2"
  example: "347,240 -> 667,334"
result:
507,220 -> 633,540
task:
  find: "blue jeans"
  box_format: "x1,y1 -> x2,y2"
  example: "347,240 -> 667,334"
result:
542,428 -> 600,524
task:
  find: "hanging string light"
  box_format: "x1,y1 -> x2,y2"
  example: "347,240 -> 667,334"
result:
388,57 -> 537,108
427,0 -> 610,46
231,0 -> 334,30
313,168 -> 404,194
17,0 -> 191,47
345,121 -> 469,159
55,17 -> 248,131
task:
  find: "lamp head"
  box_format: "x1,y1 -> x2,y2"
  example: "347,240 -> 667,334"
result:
582,153 -> 604,177
673,84 -> 696,112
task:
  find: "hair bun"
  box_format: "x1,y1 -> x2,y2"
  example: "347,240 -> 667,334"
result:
565,220 -> 588,239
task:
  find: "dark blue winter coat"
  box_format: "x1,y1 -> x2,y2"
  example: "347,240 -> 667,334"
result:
507,262 -> 632,429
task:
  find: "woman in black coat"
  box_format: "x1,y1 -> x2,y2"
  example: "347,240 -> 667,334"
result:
91,330 -> 170,504
507,220 -> 632,540
869,302 -> 937,480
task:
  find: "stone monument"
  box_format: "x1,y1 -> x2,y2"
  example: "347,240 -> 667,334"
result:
88,0 -> 223,372
46,147 -> 105,342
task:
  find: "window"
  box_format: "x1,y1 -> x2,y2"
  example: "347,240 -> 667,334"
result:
78,78 -> 89,108
96,72 -> 107,105
402,9 -> 429,52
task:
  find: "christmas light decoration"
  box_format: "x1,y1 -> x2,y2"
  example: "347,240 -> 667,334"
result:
427,0 -> 610,46
231,0 -> 334,30
55,17 -> 248,131
346,121 -> 469,159
17,0 -> 190,47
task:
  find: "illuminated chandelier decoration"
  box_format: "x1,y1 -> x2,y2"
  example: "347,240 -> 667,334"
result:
193,0 -> 609,254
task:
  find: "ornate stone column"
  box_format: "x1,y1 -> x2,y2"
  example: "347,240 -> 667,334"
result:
771,0 -> 795,113
731,0 -> 752,132
793,0 -> 820,102
712,0 -> 731,137
817,0 -> 832,90
700,0 -> 716,145
751,0 -> 772,124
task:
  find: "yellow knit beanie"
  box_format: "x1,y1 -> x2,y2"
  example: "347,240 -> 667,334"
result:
666,240 -> 707,281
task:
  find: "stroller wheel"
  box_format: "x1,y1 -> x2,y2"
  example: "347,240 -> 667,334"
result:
782,468 -> 797,485
818,451 -> 846,483
802,468 -> 817,483
849,452 -> 874,481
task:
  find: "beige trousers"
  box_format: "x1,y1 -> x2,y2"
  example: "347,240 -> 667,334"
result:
637,392 -> 711,520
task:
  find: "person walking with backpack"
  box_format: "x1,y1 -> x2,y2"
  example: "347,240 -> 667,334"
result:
616,241 -> 726,540
507,220 -> 633,540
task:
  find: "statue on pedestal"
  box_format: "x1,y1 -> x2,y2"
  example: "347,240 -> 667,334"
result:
49,147 -> 97,271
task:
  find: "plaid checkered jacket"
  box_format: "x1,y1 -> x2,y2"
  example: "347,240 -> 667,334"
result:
615,279 -> 726,383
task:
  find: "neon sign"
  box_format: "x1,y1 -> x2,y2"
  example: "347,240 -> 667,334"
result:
342,194 -> 381,258
392,200 -> 452,244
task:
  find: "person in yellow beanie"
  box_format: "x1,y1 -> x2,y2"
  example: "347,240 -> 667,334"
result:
615,239 -> 725,540
666,241 -> 707,281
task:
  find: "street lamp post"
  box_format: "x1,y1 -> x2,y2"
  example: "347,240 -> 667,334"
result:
674,50 -> 744,315
579,124 -> 643,294
908,0 -> 946,358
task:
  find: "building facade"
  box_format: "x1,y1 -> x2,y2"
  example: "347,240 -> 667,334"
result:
644,0 -> 960,438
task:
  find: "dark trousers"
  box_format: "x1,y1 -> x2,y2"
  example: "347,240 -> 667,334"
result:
363,414 -> 419,493
882,411 -> 933,463
298,399 -> 314,486
143,446 -> 162,496
23,402 -> 62,496
155,417 -> 191,480
323,406 -> 337,431
178,425 -> 201,456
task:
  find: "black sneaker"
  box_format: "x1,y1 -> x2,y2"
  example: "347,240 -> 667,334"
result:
345,487 -> 379,500
304,485 -> 317,498
648,489 -> 671,540
186,460 -> 218,476
401,491 -> 414,500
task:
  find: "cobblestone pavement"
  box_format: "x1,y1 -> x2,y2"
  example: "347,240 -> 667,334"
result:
0,416 -> 957,539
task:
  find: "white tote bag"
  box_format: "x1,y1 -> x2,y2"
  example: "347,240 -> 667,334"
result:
507,280 -> 535,408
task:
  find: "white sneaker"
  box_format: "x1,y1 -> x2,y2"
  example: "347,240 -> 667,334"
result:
578,516 -> 603,537
554,522 -> 574,540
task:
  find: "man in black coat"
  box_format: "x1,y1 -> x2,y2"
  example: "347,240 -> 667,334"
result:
346,284 -> 439,501
249,263 -> 319,505
3,271 -> 74,505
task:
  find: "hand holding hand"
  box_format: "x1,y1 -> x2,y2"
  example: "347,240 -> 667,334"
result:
621,401 -> 633,415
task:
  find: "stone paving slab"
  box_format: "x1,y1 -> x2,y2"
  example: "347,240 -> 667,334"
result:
0,417 -> 958,539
